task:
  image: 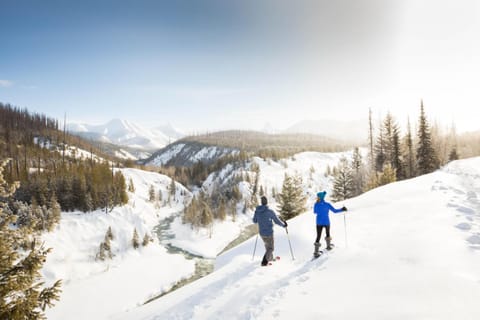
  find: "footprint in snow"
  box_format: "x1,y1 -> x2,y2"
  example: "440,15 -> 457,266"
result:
467,235 -> 480,245
455,222 -> 472,231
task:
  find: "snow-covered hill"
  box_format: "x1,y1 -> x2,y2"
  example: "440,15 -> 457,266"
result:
115,157 -> 480,320
145,141 -> 238,167
42,168 -> 194,320
68,119 -> 184,151
40,150 -> 350,319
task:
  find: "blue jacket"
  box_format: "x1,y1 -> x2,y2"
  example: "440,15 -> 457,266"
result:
313,200 -> 343,225
253,205 -> 286,236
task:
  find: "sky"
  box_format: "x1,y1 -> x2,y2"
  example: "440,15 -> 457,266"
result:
1,0 -> 479,133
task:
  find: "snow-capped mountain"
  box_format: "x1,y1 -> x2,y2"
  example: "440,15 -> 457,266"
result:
68,119 -> 185,151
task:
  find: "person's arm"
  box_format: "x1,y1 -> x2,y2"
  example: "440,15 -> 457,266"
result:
328,202 -> 345,214
271,210 -> 287,227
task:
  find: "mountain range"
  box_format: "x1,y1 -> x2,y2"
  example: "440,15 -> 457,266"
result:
68,119 -> 185,151
68,118 -> 367,156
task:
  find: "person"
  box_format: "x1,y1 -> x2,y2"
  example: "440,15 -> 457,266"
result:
313,191 -> 347,257
253,196 -> 288,266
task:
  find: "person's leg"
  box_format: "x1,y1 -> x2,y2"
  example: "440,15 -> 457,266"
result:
325,225 -> 332,249
261,235 -> 274,263
315,225 -> 323,243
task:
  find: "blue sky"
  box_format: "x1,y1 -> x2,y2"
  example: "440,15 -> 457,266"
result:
1,0 -> 479,133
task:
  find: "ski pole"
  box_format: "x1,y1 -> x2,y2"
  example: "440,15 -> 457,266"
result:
252,233 -> 258,261
344,212 -> 348,247
285,227 -> 295,261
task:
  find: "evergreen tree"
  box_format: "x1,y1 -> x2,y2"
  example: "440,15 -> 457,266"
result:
148,185 -> 155,202
416,101 -> 438,174
449,147 -> 459,161
332,157 -> 355,201
142,233 -> 152,246
374,119 -> 387,172
391,122 -> 404,180
106,226 -> 114,240
278,174 -> 306,220
404,117 -> 416,178
350,148 -> 365,196
199,201 -> 214,233
47,194 -> 61,231
128,178 -> 135,193
217,198 -> 227,221
0,159 -> 62,319
132,228 -> 140,249
169,178 -> 176,200
378,163 -> 397,186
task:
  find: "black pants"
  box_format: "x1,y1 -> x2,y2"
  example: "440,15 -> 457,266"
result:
315,225 -> 330,243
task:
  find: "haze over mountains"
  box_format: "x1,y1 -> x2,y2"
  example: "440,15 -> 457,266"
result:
69,118 -> 367,155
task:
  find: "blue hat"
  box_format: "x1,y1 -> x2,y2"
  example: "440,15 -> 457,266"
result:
317,191 -> 326,200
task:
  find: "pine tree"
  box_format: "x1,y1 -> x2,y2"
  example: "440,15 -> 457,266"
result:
142,233 -> 152,247
350,148 -> 365,196
416,100 -> 438,174
332,157 -> 355,201
375,118 -> 387,172
378,163 -> 397,186
169,178 -> 176,201
448,147 -> 459,161
404,117 -> 416,178
128,178 -> 135,193
132,228 -> 140,249
0,159 -> 62,319
391,122 -> 404,180
278,174 -> 306,220
148,185 -> 155,202
217,198 -> 227,221
106,226 -> 114,240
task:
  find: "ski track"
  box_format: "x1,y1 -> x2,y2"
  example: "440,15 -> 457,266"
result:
153,253 -> 331,320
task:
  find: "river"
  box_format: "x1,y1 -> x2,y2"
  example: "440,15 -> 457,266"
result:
145,214 -> 257,304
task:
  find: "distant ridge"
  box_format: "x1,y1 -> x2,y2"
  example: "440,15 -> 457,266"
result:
68,119 -> 185,151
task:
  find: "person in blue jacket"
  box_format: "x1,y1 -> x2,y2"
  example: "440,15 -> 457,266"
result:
313,191 -> 347,256
253,196 -> 288,266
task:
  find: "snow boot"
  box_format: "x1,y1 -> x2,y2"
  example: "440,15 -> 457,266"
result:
325,237 -> 333,250
313,242 -> 321,258
261,255 -> 269,266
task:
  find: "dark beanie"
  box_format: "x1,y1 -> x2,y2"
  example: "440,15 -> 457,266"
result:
261,196 -> 268,206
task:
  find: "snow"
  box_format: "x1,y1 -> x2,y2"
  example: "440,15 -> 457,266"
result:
113,157 -> 480,320
42,168 -> 195,320
150,143 -> 186,166
68,119 -> 184,151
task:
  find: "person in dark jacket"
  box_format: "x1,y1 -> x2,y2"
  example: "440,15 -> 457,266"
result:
313,191 -> 347,256
253,196 -> 287,266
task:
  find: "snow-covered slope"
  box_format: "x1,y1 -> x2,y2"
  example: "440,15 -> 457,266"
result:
68,119 -> 184,151
42,168 -> 194,320
145,142 -> 238,167
116,157 -> 480,320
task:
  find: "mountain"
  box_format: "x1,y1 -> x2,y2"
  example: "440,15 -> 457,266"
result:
285,118 -> 368,144
144,130 -> 353,167
68,119 -> 185,152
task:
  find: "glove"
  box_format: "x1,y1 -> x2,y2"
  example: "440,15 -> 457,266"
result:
342,206 -> 347,211
283,220 -> 288,228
